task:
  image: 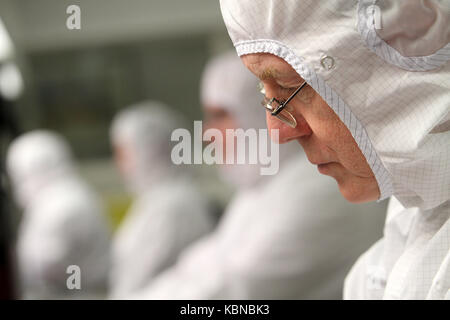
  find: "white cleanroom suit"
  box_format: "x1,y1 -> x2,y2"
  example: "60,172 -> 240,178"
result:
7,130 -> 111,299
109,102 -> 215,297
219,0 -> 450,299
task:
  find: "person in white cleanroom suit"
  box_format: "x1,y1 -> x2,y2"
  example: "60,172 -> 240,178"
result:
219,0 -> 450,299
124,51 -> 387,299
108,102 -> 215,297
6,130 -> 111,299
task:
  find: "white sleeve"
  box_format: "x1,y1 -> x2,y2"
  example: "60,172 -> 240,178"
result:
128,234 -> 227,299
129,183 -> 383,299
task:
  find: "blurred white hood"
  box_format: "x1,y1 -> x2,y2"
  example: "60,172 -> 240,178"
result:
0,17 -> 13,62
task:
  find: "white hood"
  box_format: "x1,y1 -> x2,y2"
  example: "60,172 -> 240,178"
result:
220,0 -> 449,211
0,17 -> 13,62
6,130 -> 76,209
110,101 -> 183,194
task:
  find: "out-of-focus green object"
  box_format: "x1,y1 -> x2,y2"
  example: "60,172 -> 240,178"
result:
103,194 -> 132,231
78,159 -> 132,231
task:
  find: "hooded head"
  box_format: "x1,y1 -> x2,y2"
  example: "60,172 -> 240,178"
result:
6,130 -> 75,209
201,51 -> 277,188
110,101 -> 182,194
220,0 -> 450,209
0,18 -> 23,101
201,51 -> 266,131
0,62 -> 24,101
0,17 -> 14,62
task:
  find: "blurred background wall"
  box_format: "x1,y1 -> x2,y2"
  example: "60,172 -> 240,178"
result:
1,0 -> 232,156
0,0 -> 234,226
0,1 -> 235,298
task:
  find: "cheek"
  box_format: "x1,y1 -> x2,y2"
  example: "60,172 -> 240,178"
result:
299,99 -> 337,141
332,125 -> 374,177
298,99 -> 353,160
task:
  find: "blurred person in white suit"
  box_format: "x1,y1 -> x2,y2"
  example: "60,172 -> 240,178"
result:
125,51 -> 387,299
108,101 -> 215,297
6,130 -> 111,299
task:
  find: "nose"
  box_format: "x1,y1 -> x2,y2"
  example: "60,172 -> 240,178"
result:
266,112 -> 312,143
263,84 -> 312,144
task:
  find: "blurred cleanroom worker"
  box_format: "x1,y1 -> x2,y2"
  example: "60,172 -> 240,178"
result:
6,130 -> 111,299
124,51 -> 386,300
108,102 -> 215,297
219,0 -> 450,299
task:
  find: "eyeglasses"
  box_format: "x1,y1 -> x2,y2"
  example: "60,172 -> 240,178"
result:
259,81 -> 307,128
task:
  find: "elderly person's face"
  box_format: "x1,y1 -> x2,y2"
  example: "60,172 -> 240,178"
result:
241,53 -> 380,203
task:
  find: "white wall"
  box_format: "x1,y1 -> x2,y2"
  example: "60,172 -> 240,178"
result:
0,0 -> 225,52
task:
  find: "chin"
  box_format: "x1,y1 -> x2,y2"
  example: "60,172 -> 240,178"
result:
337,178 -> 379,203
339,186 -> 370,203
320,163 -> 378,203
316,162 -> 378,203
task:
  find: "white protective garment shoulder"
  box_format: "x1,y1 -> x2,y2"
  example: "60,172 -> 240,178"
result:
128,152 -> 386,299
219,0 -> 450,299
109,102 -> 215,297
7,130 -> 111,299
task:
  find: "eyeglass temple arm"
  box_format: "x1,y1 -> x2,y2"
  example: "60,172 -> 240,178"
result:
272,81 -> 307,115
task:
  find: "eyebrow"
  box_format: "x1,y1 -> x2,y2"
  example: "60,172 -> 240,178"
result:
259,67 -> 305,89
259,68 -> 280,80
